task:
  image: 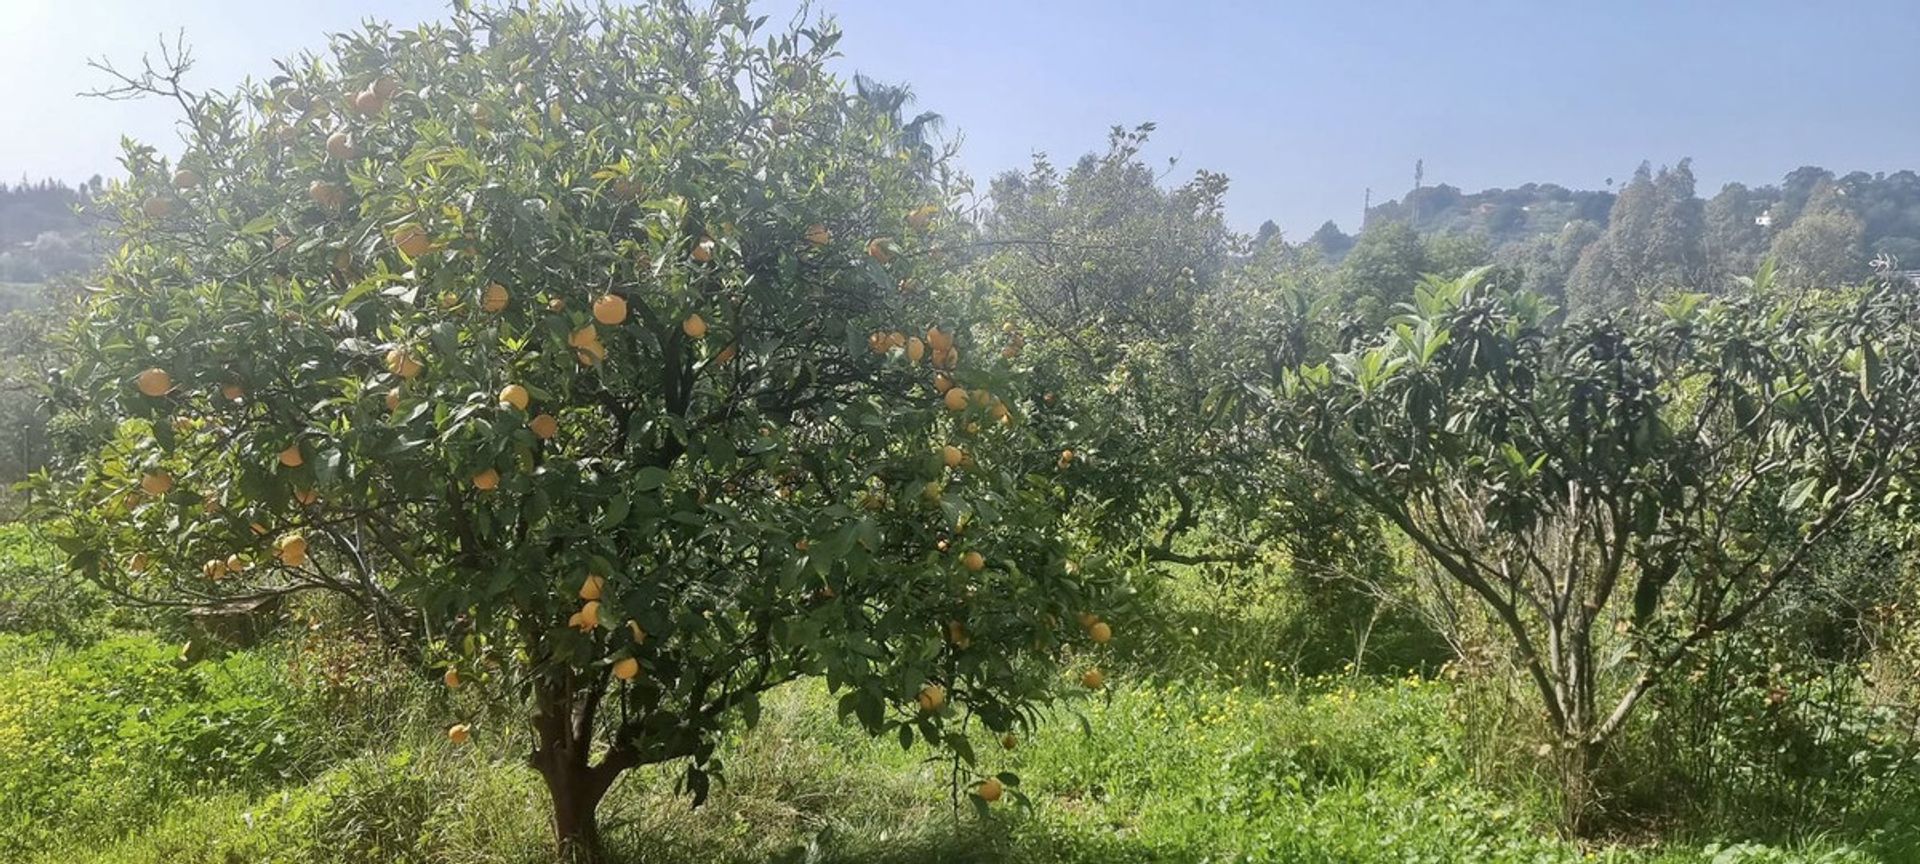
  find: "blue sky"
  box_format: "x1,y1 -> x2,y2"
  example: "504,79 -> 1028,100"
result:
5,1 -> 1916,236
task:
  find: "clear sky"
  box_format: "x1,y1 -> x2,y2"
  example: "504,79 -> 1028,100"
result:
4,1 -> 1917,236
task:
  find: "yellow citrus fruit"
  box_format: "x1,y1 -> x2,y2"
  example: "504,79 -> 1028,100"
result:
279,443 -> 304,468
612,657 -> 640,680
942,445 -> 964,468
682,314 -> 708,339
443,667 -> 460,688
384,388 -> 402,412
276,533 -> 309,567
1089,621 -> 1112,644
352,87 -> 386,115
961,551 -> 985,572
325,131 -> 357,160
934,373 -> 954,393
307,180 -> 344,210
448,724 -> 471,745
804,223 -> 831,246
907,205 -> 938,231
593,293 -> 628,325
1082,668 -> 1105,690
906,337 -> 926,364
472,468 -> 500,491
136,368 -> 173,397
498,384 -> 530,411
391,223 -> 433,258
977,777 -> 1003,803
927,326 -> 953,353
173,169 -> 201,189
140,471 -> 173,496
386,347 -> 423,379
529,413 -> 559,440
944,388 -> 969,412
578,574 -> 604,600
916,684 -> 947,713
480,282 -> 510,313
569,600 -> 601,632
372,75 -> 400,99
142,197 -> 174,219
294,488 -> 319,506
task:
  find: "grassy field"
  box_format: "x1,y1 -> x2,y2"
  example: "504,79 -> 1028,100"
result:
3,540 -> 1913,864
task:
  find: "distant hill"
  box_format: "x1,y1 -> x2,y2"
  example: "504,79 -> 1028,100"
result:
1294,165 -> 1920,281
0,178 -> 105,285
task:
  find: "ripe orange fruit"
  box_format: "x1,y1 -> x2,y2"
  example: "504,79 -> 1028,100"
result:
627,620 -> 648,643
944,387 -> 969,412
325,131 -> 357,160
907,205 -> 938,231
1001,733 -> 1018,750
172,169 -> 201,189
548,297 -> 566,312
471,468 -> 500,491
1081,668 -> 1105,690
128,553 -> 150,573
294,488 -> 320,506
906,337 -> 926,364
579,574 -> 605,600
592,293 -> 628,325
867,331 -> 890,354
140,471 -> 173,496
962,551 -> 985,572
498,384 -> 530,411
569,600 -> 601,632
352,87 -> 386,116
448,723 -> 471,745
480,282 -> 510,313
529,413 -> 559,440
391,223 -> 433,258
866,237 -> 894,263
612,657 -> 640,680
385,347 -> 423,379
804,223 -> 831,246
977,777 -> 1003,803
1089,622 -> 1112,644
942,445 -> 964,468
142,197 -> 174,219
682,314 -> 708,339
136,367 -> 173,397
276,533 -> 308,567
372,75 -> 400,99
916,684 -> 947,713
715,344 -> 738,365
279,443 -> 304,468
934,373 -> 954,393
443,667 -> 460,688
384,388 -> 402,412
221,384 -> 245,402
690,237 -> 715,262
927,326 -> 954,353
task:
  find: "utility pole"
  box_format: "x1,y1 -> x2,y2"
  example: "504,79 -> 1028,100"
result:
1411,158 -> 1425,229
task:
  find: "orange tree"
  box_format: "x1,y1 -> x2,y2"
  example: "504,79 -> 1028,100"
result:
42,3 -> 1120,857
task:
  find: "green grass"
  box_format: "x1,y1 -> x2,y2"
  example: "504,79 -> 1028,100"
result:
11,643 -> 1905,864
2,541 -> 1914,863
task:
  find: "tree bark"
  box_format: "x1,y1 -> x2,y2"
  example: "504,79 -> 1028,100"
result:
531,678 -> 635,863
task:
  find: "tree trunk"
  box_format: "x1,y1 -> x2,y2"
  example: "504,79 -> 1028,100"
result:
530,679 -> 633,864
537,753 -> 610,863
